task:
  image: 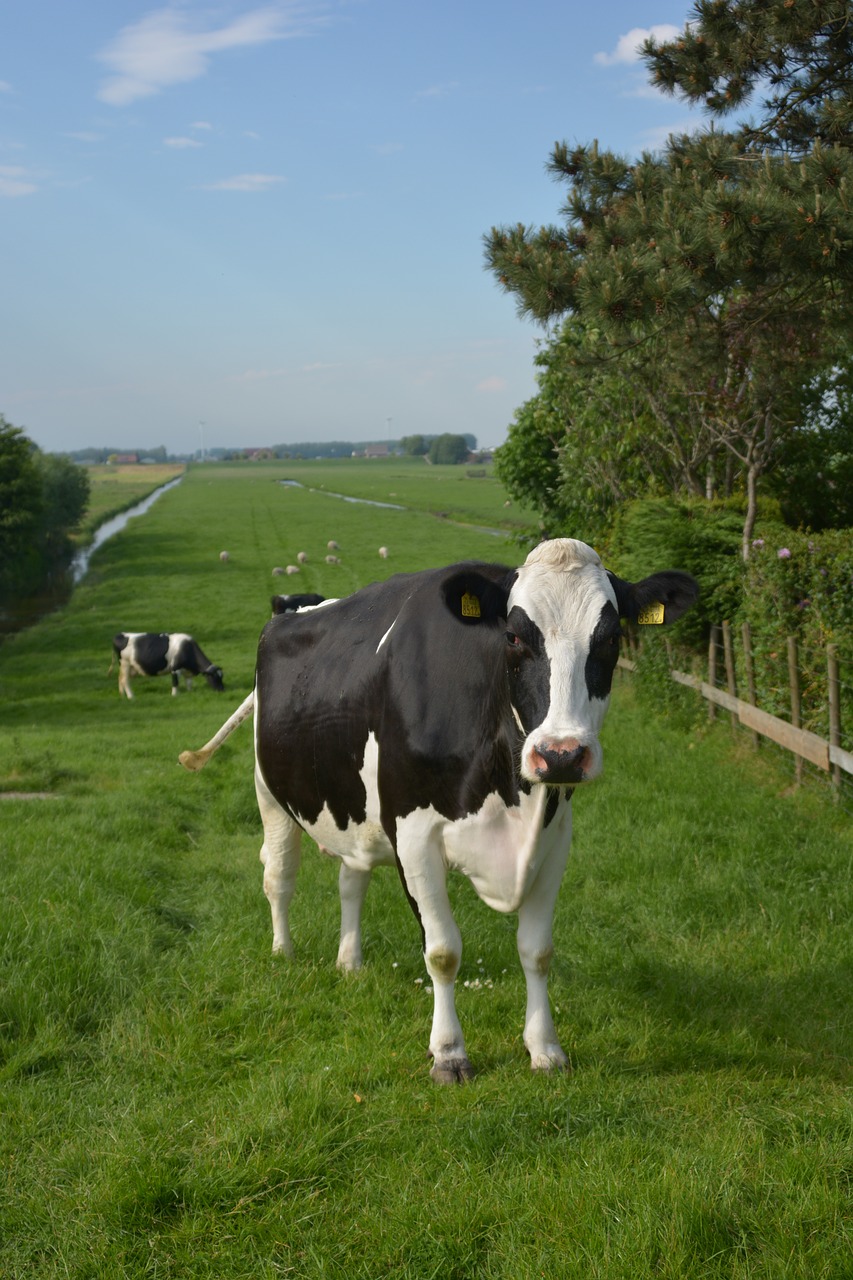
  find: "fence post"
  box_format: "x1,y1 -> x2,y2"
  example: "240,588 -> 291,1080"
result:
741,621 -> 759,750
787,636 -> 803,785
827,643 -> 841,797
707,625 -> 719,722
722,620 -> 737,733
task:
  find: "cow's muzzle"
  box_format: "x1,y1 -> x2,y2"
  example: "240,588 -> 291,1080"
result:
527,741 -> 593,785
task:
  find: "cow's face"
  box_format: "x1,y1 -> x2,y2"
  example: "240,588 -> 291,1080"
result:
506,540 -> 620,785
504,539 -> 698,787
204,666 -> 225,692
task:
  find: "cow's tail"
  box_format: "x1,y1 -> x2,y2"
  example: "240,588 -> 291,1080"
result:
179,690 -> 255,771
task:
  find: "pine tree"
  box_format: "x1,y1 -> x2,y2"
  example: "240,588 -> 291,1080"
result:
484,1 -> 853,553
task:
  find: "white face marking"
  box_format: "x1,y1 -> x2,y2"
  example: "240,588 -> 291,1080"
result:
508,539 -> 619,784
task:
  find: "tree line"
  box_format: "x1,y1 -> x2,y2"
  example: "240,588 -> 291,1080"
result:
0,417 -> 90,625
484,1 -> 853,561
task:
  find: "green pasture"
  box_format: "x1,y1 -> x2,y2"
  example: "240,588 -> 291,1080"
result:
79,464 -> 186,540
1,464 -> 850,1278
247,455 -> 542,535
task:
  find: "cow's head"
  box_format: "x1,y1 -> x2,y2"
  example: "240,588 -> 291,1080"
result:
443,539 -> 697,787
204,665 -> 226,692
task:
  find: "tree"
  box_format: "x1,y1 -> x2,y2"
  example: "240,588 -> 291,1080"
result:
0,416 -> 42,607
485,2 -> 853,553
400,434 -> 428,456
428,434 -> 470,465
0,417 -> 91,616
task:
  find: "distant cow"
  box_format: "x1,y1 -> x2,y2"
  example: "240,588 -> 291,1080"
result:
111,632 -> 224,699
181,539 -> 697,1081
271,593 -> 327,616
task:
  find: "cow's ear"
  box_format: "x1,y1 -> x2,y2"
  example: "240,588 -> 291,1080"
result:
441,568 -> 512,626
607,570 -> 699,625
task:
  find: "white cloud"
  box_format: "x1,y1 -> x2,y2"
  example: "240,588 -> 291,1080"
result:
415,81 -> 458,100
0,165 -> 37,197
97,5 -> 314,106
65,131 -> 103,143
476,377 -> 507,394
191,120 -> 213,130
164,135 -> 203,148
594,25 -> 680,67
0,80 -> 13,94
201,172 -> 285,191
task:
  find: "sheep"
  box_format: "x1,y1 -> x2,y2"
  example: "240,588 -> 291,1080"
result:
286,565 -> 300,576
297,551 -> 308,564
219,550 -> 230,563
378,546 -> 389,559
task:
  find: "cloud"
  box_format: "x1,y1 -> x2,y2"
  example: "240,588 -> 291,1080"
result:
191,120 -> 213,130
201,172 -> 285,191
97,5 -> 313,106
164,135 -> 203,148
0,80 -> 13,94
594,25 -> 680,67
0,166 -> 37,197
64,131 -> 103,143
415,81 -> 458,100
476,377 -> 508,394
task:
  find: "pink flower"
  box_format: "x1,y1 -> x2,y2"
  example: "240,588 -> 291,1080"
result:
777,547 -> 791,559
752,538 -> 765,549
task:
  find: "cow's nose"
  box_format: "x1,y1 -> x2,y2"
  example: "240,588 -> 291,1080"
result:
529,741 -> 592,784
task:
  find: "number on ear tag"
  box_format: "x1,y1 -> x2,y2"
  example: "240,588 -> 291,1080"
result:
461,591 -> 481,618
637,601 -> 665,625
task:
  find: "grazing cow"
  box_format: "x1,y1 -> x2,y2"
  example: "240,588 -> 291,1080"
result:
271,592 -> 327,616
180,539 -> 697,1081
111,632 -> 225,699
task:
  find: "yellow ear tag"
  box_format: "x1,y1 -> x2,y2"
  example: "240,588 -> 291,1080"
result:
461,591 -> 481,619
638,601 -> 665,625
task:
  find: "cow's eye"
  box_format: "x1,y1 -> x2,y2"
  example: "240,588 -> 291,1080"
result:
506,631 -> 523,648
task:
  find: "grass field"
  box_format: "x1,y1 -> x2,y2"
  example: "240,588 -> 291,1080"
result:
1,463 -> 851,1278
79,464 -> 186,541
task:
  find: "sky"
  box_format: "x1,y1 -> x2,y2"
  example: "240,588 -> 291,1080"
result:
2,1 -> 706,457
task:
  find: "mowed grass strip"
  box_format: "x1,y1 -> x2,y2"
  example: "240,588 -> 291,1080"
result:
1,464 -> 851,1278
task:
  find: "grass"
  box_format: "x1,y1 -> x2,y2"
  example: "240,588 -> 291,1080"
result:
79,463 -> 186,541
1,462 -> 851,1278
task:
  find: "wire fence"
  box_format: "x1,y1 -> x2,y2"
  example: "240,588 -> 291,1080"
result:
619,624 -> 853,814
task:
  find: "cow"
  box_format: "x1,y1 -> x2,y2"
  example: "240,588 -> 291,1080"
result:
179,539 -> 697,1081
111,632 -> 225,699
271,592 -> 327,616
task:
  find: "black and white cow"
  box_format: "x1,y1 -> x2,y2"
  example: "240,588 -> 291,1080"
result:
180,539 -> 697,1081
270,592 -> 327,616
111,632 -> 225,699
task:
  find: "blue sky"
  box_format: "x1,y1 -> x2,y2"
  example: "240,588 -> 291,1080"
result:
2,2 -> 704,456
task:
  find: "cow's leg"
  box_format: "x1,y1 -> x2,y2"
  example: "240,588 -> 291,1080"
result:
397,825 -> 472,1083
255,767 -> 302,955
185,675 -> 194,692
336,862 -> 371,971
516,837 -> 572,1072
119,661 -> 133,699
171,672 -> 180,696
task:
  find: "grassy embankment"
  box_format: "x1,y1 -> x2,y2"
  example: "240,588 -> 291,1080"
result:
78,463 -> 186,543
1,462 -> 850,1278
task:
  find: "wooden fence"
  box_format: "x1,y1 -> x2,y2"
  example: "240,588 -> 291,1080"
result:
618,622 -> 852,804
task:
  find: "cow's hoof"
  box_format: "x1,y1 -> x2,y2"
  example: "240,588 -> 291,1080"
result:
529,1050 -> 570,1073
430,1056 -> 474,1084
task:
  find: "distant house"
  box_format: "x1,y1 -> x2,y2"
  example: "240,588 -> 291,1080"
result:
244,448 -> 274,461
111,453 -> 139,465
364,444 -> 389,459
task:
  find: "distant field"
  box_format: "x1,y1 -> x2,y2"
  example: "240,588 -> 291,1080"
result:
80,463 -> 185,539
1,465 -> 850,1279
216,455 -> 542,534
